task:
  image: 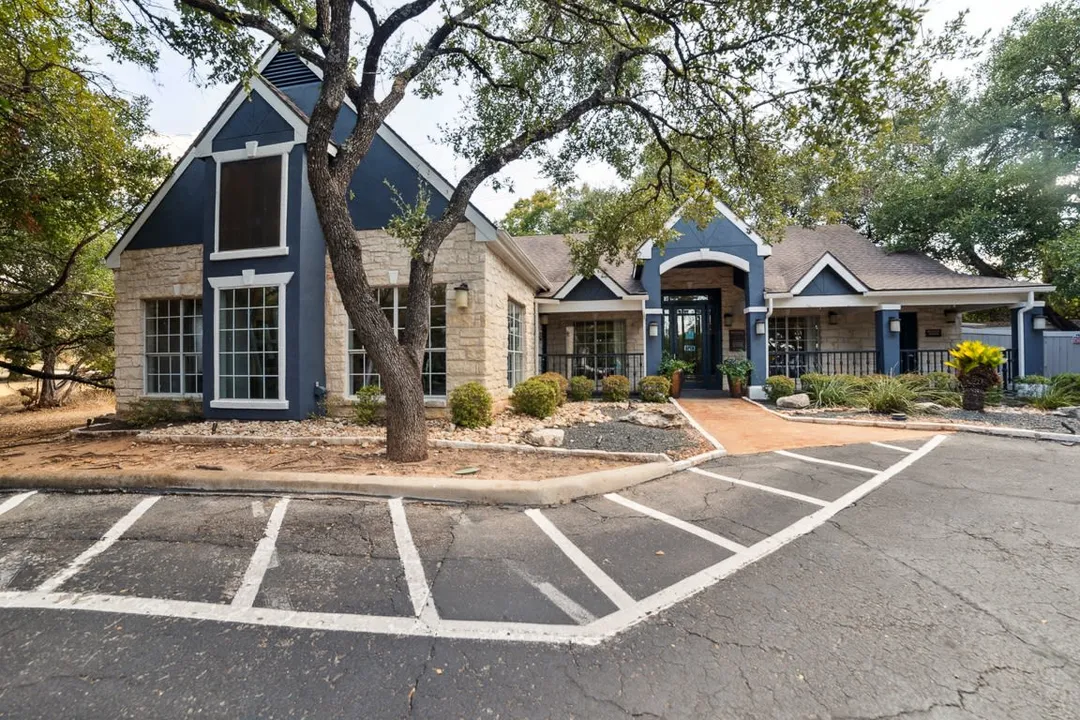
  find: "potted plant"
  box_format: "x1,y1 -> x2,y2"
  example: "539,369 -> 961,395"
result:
1015,375 -> 1050,399
944,340 -> 1003,411
718,358 -> 754,397
659,353 -> 694,399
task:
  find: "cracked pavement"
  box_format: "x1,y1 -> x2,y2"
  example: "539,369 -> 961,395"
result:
0,434 -> 1077,718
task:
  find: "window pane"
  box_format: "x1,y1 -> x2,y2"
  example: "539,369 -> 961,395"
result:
218,156 -> 282,252
145,297 -> 203,396
218,287 -> 281,400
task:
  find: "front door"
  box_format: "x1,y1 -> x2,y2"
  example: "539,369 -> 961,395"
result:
662,291 -> 721,388
899,311 -> 919,373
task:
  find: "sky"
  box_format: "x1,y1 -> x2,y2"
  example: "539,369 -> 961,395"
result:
111,0 -> 1052,221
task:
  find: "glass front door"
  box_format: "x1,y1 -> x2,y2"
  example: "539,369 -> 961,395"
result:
662,291 -> 721,388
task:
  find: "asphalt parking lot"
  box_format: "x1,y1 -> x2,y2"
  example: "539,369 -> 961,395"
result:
0,433 -> 1077,719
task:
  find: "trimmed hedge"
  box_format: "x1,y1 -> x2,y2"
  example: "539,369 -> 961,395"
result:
568,375 -> 594,401
449,382 -> 493,428
601,374 -> 631,402
353,384 -> 383,425
511,378 -> 559,418
764,375 -> 796,402
535,372 -> 569,405
638,375 -> 671,403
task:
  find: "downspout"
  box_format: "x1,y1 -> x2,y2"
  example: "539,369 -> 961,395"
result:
765,296 -> 774,377
1016,291 -> 1034,379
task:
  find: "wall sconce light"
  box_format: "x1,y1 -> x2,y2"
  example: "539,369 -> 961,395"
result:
888,316 -> 901,333
723,313 -> 733,328
944,308 -> 958,322
828,311 -> 839,326
754,319 -> 766,336
540,315 -> 549,326
1033,315 -> 1048,331
648,322 -> 659,337
454,283 -> 469,310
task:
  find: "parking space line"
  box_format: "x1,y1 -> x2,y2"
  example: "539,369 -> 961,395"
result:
506,562 -> 597,625
773,450 -> 878,474
689,467 -> 830,507
525,509 -> 636,610
870,441 -> 914,454
388,498 -> 436,620
603,493 -> 747,553
232,497 -> 290,608
0,491 -> 36,519
36,495 -> 161,594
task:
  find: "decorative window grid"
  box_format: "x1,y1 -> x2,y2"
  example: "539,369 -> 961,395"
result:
507,300 -> 524,388
573,320 -> 626,356
144,299 -> 202,395
218,287 -> 281,400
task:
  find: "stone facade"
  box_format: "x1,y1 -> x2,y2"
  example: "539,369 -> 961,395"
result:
113,245 -> 204,412
324,223 -> 535,407
659,264 -> 748,360
541,311 -> 645,355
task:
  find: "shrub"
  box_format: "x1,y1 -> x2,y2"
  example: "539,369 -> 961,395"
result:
659,353 -> 695,379
123,398 -> 201,428
1032,373 -> 1080,410
764,375 -> 796,402
638,375 -> 671,403
511,378 -> 559,418
1015,375 -> 1050,385
923,371 -> 960,392
568,375 -> 594,401
810,374 -> 860,407
899,373 -> 961,407
535,372 -> 569,405
449,382 -> 493,428
945,341 -> 1003,411
601,374 -> 631,402
352,385 -> 383,425
860,375 -> 916,414
799,373 -> 829,400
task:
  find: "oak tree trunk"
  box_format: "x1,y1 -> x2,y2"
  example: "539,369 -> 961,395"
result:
37,349 -> 59,408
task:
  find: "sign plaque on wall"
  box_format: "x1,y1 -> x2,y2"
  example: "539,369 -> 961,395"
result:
925,328 -> 943,338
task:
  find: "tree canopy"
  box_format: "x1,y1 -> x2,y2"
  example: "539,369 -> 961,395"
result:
500,185 -> 619,236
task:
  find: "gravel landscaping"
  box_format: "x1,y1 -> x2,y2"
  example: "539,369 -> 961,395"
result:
562,420 -> 705,457
780,405 -> 1078,434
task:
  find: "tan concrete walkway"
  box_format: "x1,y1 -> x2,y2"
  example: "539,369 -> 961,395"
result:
677,398 -> 942,455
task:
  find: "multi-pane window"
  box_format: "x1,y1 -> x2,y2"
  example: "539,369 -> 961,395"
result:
144,299 -> 202,395
218,287 -> 281,400
218,156 -> 283,252
768,316 -> 820,378
573,320 -> 626,356
507,300 -> 524,388
349,285 -> 447,397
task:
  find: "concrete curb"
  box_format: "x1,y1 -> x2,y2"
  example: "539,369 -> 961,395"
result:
0,448 -> 727,506
742,397 -> 1079,444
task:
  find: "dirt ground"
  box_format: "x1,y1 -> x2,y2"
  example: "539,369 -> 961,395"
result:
0,383 -> 116,449
0,435 -> 636,480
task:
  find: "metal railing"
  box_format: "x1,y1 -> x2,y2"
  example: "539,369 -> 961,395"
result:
901,348 -> 1016,386
539,353 -> 645,393
769,350 -> 879,379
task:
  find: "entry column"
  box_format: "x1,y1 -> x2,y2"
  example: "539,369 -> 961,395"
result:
875,305 -> 901,375
746,308 -> 768,396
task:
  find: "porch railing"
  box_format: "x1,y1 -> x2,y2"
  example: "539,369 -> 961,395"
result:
901,348 -> 1016,386
539,353 -> 645,393
769,350 -> 878,379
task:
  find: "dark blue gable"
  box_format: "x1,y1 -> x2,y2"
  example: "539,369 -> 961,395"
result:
212,93 -> 295,152
278,81 -> 450,229
564,276 -> 619,301
798,265 -> 860,296
127,159 -> 208,251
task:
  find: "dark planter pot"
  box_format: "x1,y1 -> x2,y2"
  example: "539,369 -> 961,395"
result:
961,387 -> 986,412
727,376 -> 745,398
670,370 -> 684,398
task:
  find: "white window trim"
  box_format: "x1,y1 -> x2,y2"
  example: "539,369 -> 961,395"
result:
507,299 -> 525,388
142,298 -> 204,399
209,271 -> 293,410
788,252 -> 869,296
210,142 -> 292,261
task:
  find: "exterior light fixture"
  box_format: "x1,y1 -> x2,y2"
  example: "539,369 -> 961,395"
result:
454,283 -> 469,310
648,322 -> 659,337
828,311 -> 839,326
944,308 -> 958,321
888,317 -> 901,333
1033,315 -> 1048,331
723,313 -> 733,327
754,319 -> 766,336
540,315 -> 549,326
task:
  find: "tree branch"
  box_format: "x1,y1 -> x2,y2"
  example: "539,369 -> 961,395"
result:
0,361 -> 114,390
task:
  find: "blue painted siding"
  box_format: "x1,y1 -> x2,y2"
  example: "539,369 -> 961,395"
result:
564,276 -> 619,301
875,309 -> 901,375
211,93 -> 295,152
1011,307 -> 1047,376
279,82 -> 450,229
798,266 -> 859,296
126,160 -> 208,251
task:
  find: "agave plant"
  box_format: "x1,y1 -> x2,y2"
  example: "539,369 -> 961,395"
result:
944,341 -> 1004,412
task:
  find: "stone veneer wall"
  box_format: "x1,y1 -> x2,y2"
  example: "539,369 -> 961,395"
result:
113,245 -> 204,412
482,246 -> 536,400
797,307 -> 961,354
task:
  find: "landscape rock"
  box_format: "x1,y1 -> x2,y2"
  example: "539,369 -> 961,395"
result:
914,402 -> 947,414
619,405 -> 685,429
522,428 -> 565,447
1055,406 -> 1080,419
776,393 -> 811,410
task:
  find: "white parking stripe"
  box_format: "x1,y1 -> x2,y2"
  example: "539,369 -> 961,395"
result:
603,493 -> 747,553
689,467 -> 830,507
506,562 -> 597,625
232,497 -> 290,608
388,498 -> 436,620
870,441 -> 915,454
0,491 -> 36,519
36,495 -> 160,594
525,509 -> 636,610
773,449 -> 878,474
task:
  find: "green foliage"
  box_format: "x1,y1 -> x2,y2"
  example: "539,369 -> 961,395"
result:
898,374 -> 962,407
449,382 -> 493,428
945,341 -> 1004,390
860,376 -> 917,414
384,181 -> 432,259
568,375 -> 594,401
764,375 -> 797,402
1016,375 -> 1051,385
807,374 -> 861,407
510,378 -> 558,419
123,398 -> 201,428
1051,372 -> 1080,397
535,372 -> 569,405
601,375 -> 631,402
638,375 -> 671,403
500,185 -> 619,236
718,358 -> 754,382
658,353 -> 695,379
352,385 -> 383,426
1032,372 -> 1080,409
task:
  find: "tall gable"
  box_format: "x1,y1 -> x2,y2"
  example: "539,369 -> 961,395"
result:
212,92 -> 296,152
797,265 -> 860,296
